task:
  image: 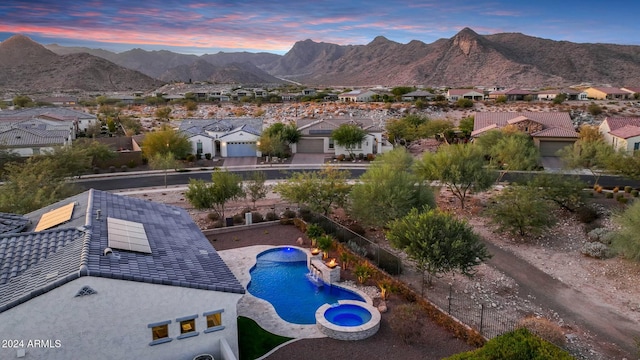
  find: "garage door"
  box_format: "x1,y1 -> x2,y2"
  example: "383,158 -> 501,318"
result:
226,142 -> 256,157
539,140 -> 575,157
297,138 -> 324,153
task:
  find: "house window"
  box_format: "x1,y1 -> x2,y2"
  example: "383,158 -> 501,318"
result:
204,310 -> 225,333
176,314 -> 199,339
196,141 -> 203,154
148,320 -> 172,346
328,138 -> 334,149
634,142 -> 639,151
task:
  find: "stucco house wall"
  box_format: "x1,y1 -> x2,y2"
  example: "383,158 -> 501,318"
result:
1,277 -> 241,360
187,134 -> 216,157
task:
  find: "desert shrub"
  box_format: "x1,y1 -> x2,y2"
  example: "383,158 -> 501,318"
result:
306,223 -> 325,240
353,262 -> 373,284
587,227 -> 608,242
240,207 -> 252,215
606,192 -> 614,198
298,207 -> 314,222
251,211 -> 264,223
618,197 -> 629,204
281,209 -> 296,219
518,317 -> 566,346
208,212 -> 220,221
185,154 -> 196,162
616,193 -> 624,200
632,190 -> 639,197
367,153 -> 375,161
445,328 -> 573,360
358,153 -> 364,160
625,186 -> 632,193
232,213 -> 244,225
265,211 -> 278,221
388,303 -> 424,344
337,154 -> 346,161
120,165 -> 128,172
346,240 -> 368,257
347,222 -> 366,236
575,205 -> 599,223
210,220 -> 224,229
109,165 -> 116,173
613,186 -> 620,193
581,241 -> 614,259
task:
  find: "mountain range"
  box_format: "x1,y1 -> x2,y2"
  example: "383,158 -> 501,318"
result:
2,28 -> 640,93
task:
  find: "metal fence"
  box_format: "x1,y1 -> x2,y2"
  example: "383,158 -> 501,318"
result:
307,213 -> 518,339
307,213 -> 403,275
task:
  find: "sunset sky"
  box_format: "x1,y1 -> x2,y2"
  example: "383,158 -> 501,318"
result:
1,0 -> 638,55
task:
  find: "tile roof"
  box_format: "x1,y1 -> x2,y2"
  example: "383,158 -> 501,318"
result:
0,213 -> 29,235
296,117 -> 382,135
0,127 -> 69,146
603,117 -> 640,132
474,112 -> 574,132
531,127 -> 579,138
0,189 -> 244,313
609,125 -> 640,139
590,87 -> 629,95
448,89 -> 483,96
0,107 -> 96,121
179,118 -> 262,136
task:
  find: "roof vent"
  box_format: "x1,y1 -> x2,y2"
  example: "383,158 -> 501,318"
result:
104,247 -> 113,256
96,209 -> 101,220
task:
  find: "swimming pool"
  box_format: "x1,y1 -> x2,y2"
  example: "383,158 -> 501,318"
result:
247,247 -> 365,324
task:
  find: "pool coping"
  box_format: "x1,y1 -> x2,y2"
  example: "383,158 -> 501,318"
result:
217,245 -> 374,339
315,300 -> 382,340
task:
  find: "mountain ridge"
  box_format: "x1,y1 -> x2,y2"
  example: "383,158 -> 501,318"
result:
5,28 -> 640,90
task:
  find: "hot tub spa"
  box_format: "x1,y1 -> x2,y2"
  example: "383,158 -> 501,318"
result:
315,300 -> 381,340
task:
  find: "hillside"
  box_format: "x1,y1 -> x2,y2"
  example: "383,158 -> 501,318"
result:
0,35 -> 163,92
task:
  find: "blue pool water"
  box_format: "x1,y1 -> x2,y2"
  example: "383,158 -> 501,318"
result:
247,247 -> 364,324
324,304 -> 372,327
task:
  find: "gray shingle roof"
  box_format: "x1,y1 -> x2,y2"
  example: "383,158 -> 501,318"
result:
0,107 -> 96,121
179,118 -> 263,136
0,127 -> 69,146
0,189 -> 244,313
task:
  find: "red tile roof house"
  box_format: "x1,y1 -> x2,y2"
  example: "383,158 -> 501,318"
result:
599,117 -> 640,152
472,112 -> 578,156
621,87 -> 640,97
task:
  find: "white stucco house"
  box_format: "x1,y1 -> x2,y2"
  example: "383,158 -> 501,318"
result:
0,107 -> 99,133
179,118 -> 262,158
446,89 -> 484,101
293,117 -> 392,156
338,90 -> 377,102
599,117 -> 640,152
0,189 -> 245,360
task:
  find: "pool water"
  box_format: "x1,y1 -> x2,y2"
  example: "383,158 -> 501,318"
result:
247,247 -> 364,324
324,304 -> 372,326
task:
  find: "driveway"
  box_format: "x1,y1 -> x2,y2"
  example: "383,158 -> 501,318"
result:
291,153 -> 329,165
223,157 -> 257,167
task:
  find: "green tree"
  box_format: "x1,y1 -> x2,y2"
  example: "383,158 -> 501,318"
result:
184,100 -> 198,111
141,126 -> 192,159
611,200 -> 640,261
456,98 -> 474,108
120,116 -> 143,135
458,116 -> 474,137
552,93 -> 567,104
606,149 -> 640,180
419,119 -> 454,138
0,144 -> 20,179
245,171 -> 268,209
495,95 -> 507,103
274,166 -> 350,215
558,138 -> 615,185
148,151 -> 179,188
527,174 -> 586,212
0,157 -> 80,214
13,95 -> 33,108
587,103 -> 603,116
185,178 -> 216,210
209,169 -> 244,218
480,131 -> 539,181
488,184 -> 556,237
385,115 -> 429,146
349,148 -> 435,226
155,106 -> 172,121
415,144 -> 494,209
387,208 -> 490,293
72,139 -> 117,168
257,132 -> 287,159
331,124 -> 367,157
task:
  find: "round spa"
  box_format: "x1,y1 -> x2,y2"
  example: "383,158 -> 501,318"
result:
315,300 -> 381,340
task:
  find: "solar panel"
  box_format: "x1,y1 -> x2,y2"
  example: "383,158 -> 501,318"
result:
107,217 -> 152,254
35,202 -> 75,232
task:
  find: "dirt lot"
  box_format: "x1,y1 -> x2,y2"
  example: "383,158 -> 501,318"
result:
125,185 -> 640,360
